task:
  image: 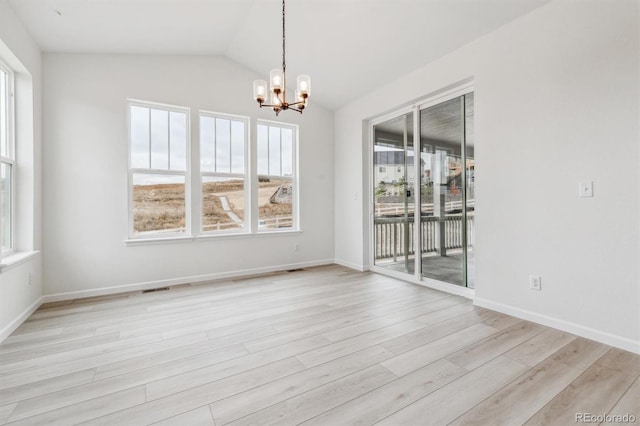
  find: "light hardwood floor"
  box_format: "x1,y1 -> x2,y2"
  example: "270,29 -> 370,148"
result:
0,265 -> 638,425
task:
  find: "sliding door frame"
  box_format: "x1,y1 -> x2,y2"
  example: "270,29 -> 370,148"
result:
368,81 -> 475,298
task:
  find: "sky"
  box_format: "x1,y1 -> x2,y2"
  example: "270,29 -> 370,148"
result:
130,106 -> 293,186
0,68 -> 8,158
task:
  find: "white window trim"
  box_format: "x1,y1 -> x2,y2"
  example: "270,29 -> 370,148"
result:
126,99 -> 191,240
0,59 -> 15,258
198,110 -> 250,237
124,107 -> 302,246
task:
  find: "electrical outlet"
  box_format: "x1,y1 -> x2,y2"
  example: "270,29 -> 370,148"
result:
28,272 -> 32,286
529,275 -> 541,291
294,243 -> 299,252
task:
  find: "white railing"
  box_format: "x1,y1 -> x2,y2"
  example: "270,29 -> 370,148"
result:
201,215 -> 294,231
259,216 -> 293,229
375,200 -> 474,216
374,215 -> 474,260
202,222 -> 242,231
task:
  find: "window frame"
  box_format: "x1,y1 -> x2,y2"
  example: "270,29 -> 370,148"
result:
126,99 -> 191,240
124,104 -> 302,245
198,110 -> 250,236
256,119 -> 299,233
0,59 -> 15,257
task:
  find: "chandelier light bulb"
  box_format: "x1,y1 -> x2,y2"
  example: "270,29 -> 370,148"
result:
296,90 -> 306,110
270,69 -> 283,92
253,80 -> 268,103
297,75 -> 311,97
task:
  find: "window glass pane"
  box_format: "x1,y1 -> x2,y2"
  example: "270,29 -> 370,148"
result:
268,126 -> 281,176
200,115 -> 215,172
231,120 -> 245,174
150,109 -> 169,169
169,111 -> 187,171
419,95 -> 469,286
130,106 -> 149,169
215,118 -> 231,173
1,162 -> 11,251
257,124 -> 269,175
0,69 -> 7,158
281,128 -> 293,177
258,178 -> 293,230
465,93 -> 475,288
202,177 -> 245,232
132,173 -> 185,234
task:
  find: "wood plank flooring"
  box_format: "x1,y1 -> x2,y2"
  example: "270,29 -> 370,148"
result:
0,265 -> 638,425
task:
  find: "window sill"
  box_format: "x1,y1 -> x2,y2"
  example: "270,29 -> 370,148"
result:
0,250 -> 40,273
125,236 -> 194,246
255,229 -> 302,237
125,229 -> 303,246
197,229 -> 302,241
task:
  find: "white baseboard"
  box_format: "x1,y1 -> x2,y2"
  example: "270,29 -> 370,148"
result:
43,259 -> 335,303
0,296 -> 43,343
334,258 -> 369,272
417,277 -> 475,299
474,297 -> 640,355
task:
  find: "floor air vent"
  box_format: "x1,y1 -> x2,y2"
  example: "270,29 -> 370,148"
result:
142,287 -> 170,294
287,268 -> 305,273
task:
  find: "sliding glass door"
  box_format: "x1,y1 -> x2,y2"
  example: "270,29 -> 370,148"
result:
371,90 -> 474,288
372,112 -> 415,273
419,93 -> 474,287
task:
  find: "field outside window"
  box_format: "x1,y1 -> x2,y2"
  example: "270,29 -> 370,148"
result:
257,122 -> 296,231
200,113 -> 247,233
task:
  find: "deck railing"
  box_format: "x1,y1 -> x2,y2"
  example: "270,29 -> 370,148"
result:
201,215 -> 293,232
374,215 -> 474,260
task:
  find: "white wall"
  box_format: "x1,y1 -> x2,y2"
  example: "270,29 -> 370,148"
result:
43,54 -> 334,297
334,0 -> 639,351
0,0 -> 43,340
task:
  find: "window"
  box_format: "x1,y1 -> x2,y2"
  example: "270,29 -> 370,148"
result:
257,121 -> 297,230
126,103 -> 299,242
128,101 -> 189,238
200,112 -> 248,233
0,61 -> 14,255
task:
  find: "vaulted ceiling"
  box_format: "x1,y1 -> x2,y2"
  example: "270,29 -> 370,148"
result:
8,0 -> 549,110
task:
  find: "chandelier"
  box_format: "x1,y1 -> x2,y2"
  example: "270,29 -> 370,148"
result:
253,0 -> 310,115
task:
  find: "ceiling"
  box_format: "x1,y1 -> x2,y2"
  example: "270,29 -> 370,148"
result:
8,0 -> 549,110
376,93 -> 475,150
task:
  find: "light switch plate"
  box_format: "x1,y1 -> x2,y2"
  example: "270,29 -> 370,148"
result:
579,181 -> 593,198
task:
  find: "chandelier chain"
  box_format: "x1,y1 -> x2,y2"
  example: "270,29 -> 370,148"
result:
282,0 -> 286,76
